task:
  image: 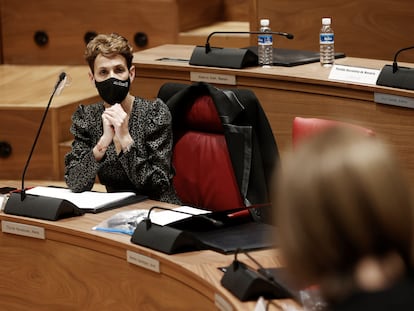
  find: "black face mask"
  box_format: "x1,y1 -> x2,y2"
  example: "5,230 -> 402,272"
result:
95,77 -> 130,105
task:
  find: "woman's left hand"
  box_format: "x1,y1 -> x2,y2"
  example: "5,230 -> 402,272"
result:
103,103 -> 133,151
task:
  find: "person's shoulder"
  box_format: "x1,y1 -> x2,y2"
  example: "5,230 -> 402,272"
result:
72,102 -> 104,124
132,97 -> 171,125
74,102 -> 103,116
133,96 -> 169,113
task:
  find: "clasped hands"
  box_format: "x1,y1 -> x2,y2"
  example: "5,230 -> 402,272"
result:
98,104 -> 133,153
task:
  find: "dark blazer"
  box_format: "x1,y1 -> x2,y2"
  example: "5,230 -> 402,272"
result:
158,82 -> 279,223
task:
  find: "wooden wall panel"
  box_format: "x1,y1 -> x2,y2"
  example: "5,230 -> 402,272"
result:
1,0 -> 179,64
223,0 -> 250,21
250,0 -> 414,63
0,0 -> 226,65
178,0 -> 224,31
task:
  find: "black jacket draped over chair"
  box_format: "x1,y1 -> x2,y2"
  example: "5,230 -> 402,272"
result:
158,82 -> 279,223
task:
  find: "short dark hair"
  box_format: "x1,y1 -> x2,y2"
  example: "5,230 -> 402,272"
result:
84,33 -> 133,72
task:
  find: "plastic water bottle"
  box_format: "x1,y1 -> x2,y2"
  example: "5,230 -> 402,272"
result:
258,19 -> 273,67
319,17 -> 335,67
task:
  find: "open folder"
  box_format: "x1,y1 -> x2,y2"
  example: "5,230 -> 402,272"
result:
26,186 -> 147,213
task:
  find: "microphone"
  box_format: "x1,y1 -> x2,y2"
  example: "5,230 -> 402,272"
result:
131,206 -> 203,254
204,31 -> 294,53
189,30 -> 294,69
144,205 -> 224,229
20,72 -> 68,201
4,72 -> 83,221
131,205 -> 225,254
376,45 -> 414,90
392,45 -> 414,73
221,248 -> 300,302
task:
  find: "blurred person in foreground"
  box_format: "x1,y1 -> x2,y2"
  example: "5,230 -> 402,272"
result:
65,33 -> 180,204
273,127 -> 414,310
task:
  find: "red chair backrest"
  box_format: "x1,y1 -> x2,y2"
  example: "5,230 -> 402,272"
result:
292,117 -> 375,147
172,95 -> 244,212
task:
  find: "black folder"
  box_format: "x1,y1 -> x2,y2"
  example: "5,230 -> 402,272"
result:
247,47 -> 346,67
191,222 -> 276,254
131,208 -> 277,255
170,216 -> 277,254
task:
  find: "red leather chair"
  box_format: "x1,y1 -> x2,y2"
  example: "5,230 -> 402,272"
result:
171,94 -> 245,212
158,82 -> 278,223
292,117 -> 375,147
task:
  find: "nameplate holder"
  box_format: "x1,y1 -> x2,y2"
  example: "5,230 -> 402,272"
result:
374,92 -> 414,109
1,220 -> 45,239
126,250 -> 160,273
190,72 -> 236,85
328,64 -> 380,85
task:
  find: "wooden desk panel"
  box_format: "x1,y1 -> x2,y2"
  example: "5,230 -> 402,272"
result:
0,186 -> 292,311
0,65 -> 99,180
132,45 -> 414,187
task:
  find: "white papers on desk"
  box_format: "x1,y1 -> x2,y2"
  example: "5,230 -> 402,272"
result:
150,206 -> 211,226
26,186 -> 136,211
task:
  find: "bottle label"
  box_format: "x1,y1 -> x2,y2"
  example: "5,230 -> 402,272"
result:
320,33 -> 334,44
258,34 -> 273,44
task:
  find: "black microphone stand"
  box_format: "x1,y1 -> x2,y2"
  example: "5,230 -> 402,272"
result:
392,45 -> 414,73
204,31 -> 294,53
189,30 -> 294,69
4,72 -> 84,221
377,45 -> 414,90
20,72 -> 67,200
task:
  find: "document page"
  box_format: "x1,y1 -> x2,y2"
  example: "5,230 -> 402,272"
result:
26,186 -> 136,210
150,206 -> 211,226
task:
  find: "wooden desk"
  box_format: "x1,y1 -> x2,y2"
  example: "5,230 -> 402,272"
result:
132,44 -> 414,187
0,181 -> 297,311
0,65 -> 99,180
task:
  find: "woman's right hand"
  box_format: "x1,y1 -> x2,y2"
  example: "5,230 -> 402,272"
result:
93,114 -> 114,161
101,113 -> 115,145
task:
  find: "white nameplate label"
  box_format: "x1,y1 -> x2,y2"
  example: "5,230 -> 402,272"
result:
1,220 -> 45,239
126,250 -> 160,273
190,72 -> 236,85
214,293 -> 233,311
329,64 -> 380,85
374,92 -> 414,109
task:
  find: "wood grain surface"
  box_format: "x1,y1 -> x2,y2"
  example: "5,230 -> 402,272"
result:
0,187 -> 295,311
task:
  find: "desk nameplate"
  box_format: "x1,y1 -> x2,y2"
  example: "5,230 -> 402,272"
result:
374,92 -> 414,109
1,220 -> 45,239
126,250 -> 160,273
190,72 -> 236,85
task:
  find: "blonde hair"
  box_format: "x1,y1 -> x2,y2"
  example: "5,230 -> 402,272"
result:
273,127 -> 414,301
84,33 -> 133,72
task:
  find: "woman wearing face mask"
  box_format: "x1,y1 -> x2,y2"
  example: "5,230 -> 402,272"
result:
64,33 -> 180,204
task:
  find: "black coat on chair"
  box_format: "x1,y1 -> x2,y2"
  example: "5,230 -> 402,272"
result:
158,82 -> 279,223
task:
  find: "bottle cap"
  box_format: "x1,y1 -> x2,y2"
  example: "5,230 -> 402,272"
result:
260,19 -> 270,27
322,17 -> 331,25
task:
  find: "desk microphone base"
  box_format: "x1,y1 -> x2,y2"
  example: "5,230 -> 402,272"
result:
131,221 -> 201,254
376,64 -> 414,90
4,192 -> 84,221
189,46 -> 258,69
